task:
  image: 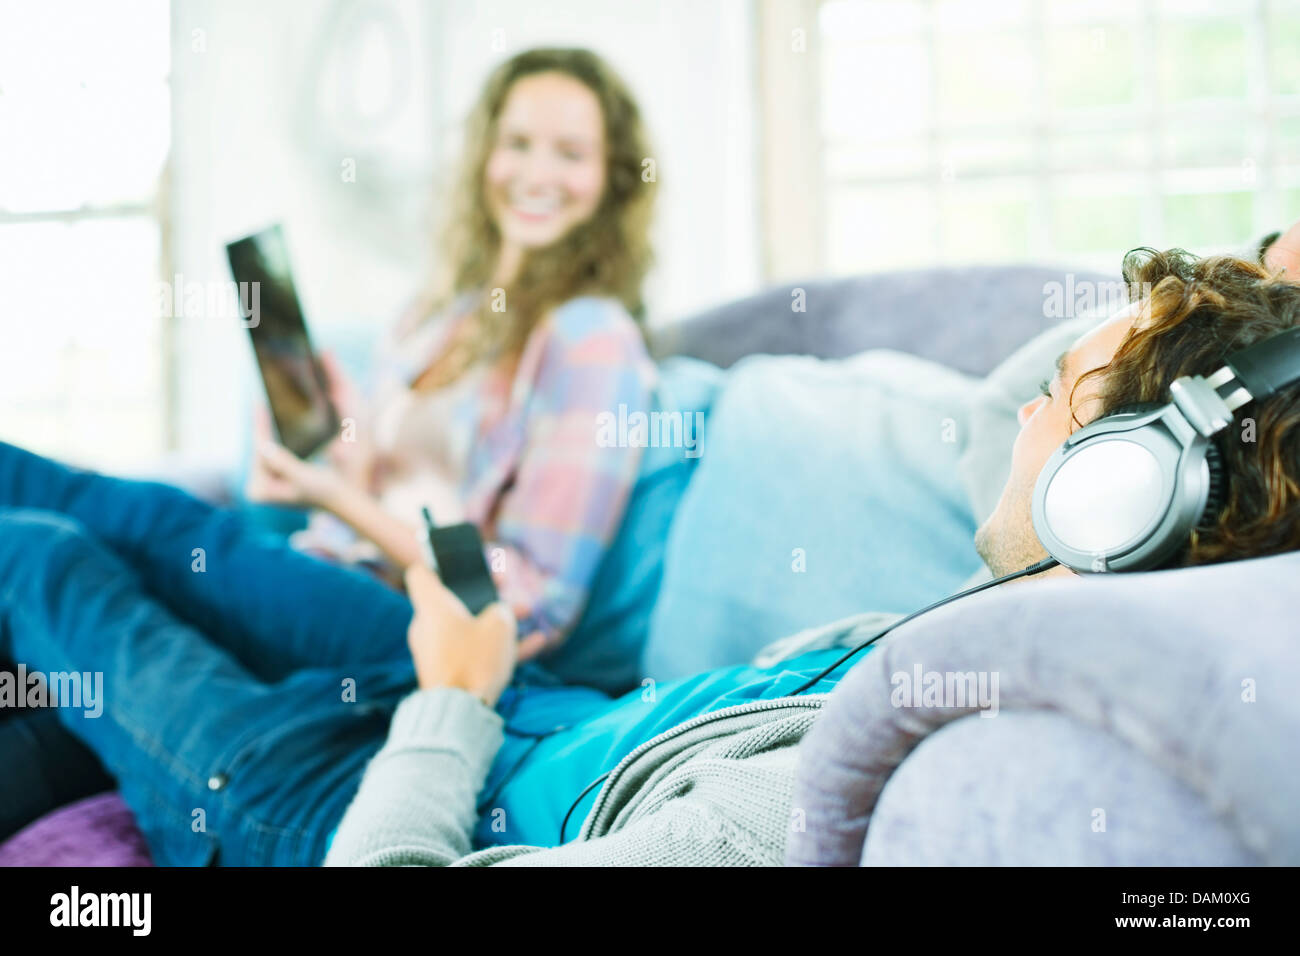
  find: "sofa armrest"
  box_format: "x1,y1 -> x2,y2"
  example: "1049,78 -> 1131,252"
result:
787,551 -> 1300,867
862,710 -> 1257,865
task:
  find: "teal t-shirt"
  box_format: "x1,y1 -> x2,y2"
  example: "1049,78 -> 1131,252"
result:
323,647 -> 859,858
472,646 -> 854,849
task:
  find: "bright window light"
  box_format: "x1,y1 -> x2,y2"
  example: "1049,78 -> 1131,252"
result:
0,0 -> 170,468
816,0 -> 1300,274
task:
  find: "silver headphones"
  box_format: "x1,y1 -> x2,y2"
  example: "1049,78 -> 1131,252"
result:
1031,326 -> 1300,573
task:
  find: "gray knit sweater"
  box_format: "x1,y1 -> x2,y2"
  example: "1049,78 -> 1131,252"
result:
323,686 -> 828,867
324,610 -> 907,867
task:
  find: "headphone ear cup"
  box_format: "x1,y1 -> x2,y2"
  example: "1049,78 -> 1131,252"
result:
1198,440 -> 1228,531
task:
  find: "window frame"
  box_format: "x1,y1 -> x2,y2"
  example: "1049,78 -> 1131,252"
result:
758,0 -> 1300,279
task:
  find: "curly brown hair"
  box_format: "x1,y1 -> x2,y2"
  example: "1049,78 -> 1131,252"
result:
1073,248 -> 1300,567
414,48 -> 657,379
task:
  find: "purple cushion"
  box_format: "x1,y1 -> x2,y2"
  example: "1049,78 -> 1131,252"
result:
0,792 -> 153,867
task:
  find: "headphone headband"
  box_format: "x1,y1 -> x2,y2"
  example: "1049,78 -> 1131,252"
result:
1225,325 -> 1300,404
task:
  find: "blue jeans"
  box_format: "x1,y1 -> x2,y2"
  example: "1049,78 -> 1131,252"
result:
0,440 -> 606,864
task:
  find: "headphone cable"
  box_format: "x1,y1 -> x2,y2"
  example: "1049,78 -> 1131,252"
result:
558,772 -> 613,844
785,556 -> 1060,696
557,555 -> 1059,843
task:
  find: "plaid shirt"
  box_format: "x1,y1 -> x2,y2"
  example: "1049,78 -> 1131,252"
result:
373,295 -> 656,649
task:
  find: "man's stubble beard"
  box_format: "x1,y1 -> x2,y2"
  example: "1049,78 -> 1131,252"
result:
974,480 -> 1047,577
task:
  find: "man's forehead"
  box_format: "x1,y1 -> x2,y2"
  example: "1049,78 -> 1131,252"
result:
1058,307 -> 1141,385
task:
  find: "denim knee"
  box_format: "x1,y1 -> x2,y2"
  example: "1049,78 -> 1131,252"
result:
0,508 -> 98,585
0,506 -> 93,543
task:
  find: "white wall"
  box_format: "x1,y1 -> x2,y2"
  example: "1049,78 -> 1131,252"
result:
167,0 -> 759,464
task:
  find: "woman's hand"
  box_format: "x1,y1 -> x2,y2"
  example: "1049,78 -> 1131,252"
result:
405,565 -> 521,706
245,408 -> 346,509
318,352 -> 377,490
319,350 -> 359,423
251,441 -> 347,508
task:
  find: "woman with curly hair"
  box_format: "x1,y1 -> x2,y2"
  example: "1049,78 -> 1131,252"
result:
248,47 -> 659,653
0,48 -> 660,853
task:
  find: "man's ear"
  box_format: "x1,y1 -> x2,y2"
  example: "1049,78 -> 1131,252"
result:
1265,219 -> 1300,278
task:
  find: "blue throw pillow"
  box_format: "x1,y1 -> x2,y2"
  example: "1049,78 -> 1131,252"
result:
642,350 -> 987,681
541,356 -> 724,693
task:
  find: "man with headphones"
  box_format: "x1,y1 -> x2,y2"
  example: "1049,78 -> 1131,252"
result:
980,224 -> 1300,579
2,225 -> 1299,866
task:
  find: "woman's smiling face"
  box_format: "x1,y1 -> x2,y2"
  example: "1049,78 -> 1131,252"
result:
484,71 -> 607,256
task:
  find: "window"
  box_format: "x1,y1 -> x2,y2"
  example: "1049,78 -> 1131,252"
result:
763,0 -> 1300,278
0,0 -> 171,468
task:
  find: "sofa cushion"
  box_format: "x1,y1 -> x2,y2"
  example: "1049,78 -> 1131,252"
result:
642,349 -> 986,681
542,356 -> 723,693
787,549 -> 1300,866
0,792 -> 152,867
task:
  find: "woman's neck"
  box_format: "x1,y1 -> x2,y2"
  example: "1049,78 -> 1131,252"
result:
491,243 -> 524,289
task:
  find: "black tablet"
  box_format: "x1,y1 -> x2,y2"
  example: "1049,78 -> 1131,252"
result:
226,225 -> 339,459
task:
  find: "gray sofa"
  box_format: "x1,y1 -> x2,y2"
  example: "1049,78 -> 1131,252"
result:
651,263 -> 1110,376
12,262 -> 1292,868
